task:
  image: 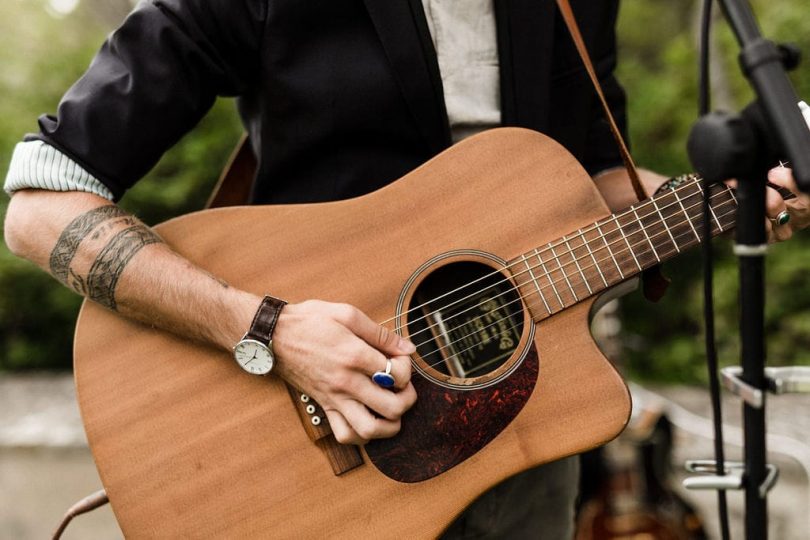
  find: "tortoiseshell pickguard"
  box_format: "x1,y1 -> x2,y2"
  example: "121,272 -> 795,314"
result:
365,344 -> 539,483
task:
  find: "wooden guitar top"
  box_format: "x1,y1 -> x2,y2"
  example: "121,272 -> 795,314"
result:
73,128 -> 631,538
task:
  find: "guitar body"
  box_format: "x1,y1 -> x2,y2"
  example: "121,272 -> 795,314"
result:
74,128 -> 631,538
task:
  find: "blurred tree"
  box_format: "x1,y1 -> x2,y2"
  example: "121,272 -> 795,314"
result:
616,0 -> 810,382
0,0 -> 241,370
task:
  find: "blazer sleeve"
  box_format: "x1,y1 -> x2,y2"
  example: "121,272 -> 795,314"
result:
579,0 -> 630,176
30,0 -> 266,200
581,54 -> 630,176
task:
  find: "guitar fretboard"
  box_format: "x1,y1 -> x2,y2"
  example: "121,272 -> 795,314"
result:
510,177 -> 737,321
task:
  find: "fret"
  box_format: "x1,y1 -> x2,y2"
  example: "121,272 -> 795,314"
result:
728,187 -> 738,205
713,185 -> 738,230
695,182 -> 723,233
614,212 -> 653,270
564,234 -> 592,295
511,177 -> 739,319
550,245 -> 578,301
595,223 -> 625,280
672,187 -> 701,242
631,207 -> 660,263
510,255 -> 543,319
658,191 -> 693,252
520,253 -> 551,315
604,217 -> 640,275
534,248 -> 565,309
650,197 -> 680,254
579,227 -> 609,288
638,200 -> 678,261
677,182 -> 713,250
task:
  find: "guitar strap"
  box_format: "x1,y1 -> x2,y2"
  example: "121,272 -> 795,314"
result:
555,0 -> 671,302
206,132 -> 255,209
554,0 -> 648,203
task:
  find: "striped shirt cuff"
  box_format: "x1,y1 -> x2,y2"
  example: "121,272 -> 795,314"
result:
3,140 -> 115,201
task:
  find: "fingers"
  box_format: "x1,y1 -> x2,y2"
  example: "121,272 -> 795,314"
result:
727,168 -> 808,243
768,166 -> 800,195
770,167 -> 810,231
324,401 -> 404,445
764,166 -> 810,242
325,380 -> 415,445
271,300 -> 417,443
332,303 -> 414,389
765,182 -> 793,243
335,304 -> 416,357
331,334 -> 412,390
362,380 -> 417,420
324,409 -> 364,445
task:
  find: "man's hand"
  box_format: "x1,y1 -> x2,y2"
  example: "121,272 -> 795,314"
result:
272,300 -> 417,445
764,166 -> 810,242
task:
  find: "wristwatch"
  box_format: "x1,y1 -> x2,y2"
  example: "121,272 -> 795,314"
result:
233,295 -> 287,375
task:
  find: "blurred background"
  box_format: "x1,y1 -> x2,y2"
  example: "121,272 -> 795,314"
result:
0,0 -> 808,538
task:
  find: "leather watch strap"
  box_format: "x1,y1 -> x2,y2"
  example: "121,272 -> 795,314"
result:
245,295 -> 287,345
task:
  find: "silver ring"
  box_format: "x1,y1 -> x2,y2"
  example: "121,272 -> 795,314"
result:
771,210 -> 791,226
372,359 -> 396,388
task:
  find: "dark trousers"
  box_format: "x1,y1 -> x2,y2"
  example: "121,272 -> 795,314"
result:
441,456 -> 580,539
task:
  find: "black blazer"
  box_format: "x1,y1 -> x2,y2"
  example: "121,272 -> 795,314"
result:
33,0 -> 628,204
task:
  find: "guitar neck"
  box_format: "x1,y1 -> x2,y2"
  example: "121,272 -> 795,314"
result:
510,176 -> 737,321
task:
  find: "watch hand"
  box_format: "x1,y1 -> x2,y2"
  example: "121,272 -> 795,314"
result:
241,350 -> 259,366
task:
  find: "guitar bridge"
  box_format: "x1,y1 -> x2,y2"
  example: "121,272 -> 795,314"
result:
285,385 -> 363,476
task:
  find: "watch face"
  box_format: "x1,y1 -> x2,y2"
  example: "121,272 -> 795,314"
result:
233,339 -> 274,375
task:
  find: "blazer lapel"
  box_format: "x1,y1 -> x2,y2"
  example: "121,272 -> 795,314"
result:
495,0 -> 556,133
363,0 -> 452,155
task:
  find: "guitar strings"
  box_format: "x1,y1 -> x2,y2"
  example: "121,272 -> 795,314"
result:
416,204 -> 737,376
412,201 -> 738,373
395,183 -> 732,350
415,191 -> 734,350
388,180 -> 732,340
419,205 -> 733,367
409,183 -> 733,340
380,178 -> 729,332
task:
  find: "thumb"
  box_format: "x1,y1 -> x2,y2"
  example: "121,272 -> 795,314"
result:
344,307 -> 416,355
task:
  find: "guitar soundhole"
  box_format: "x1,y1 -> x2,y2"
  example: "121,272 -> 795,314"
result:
406,260 -> 525,386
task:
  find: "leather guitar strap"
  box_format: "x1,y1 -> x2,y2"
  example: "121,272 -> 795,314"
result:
555,0 -> 670,301
554,0 -> 648,202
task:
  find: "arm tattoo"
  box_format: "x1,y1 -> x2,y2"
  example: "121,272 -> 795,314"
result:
49,206 -> 129,283
86,225 -> 162,310
49,205 -> 163,310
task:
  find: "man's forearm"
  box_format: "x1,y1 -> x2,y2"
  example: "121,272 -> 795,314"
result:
593,167 -> 668,212
4,189 -> 260,350
4,188 -> 417,445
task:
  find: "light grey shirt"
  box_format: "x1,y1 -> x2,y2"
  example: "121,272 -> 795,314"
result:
421,0 -> 501,142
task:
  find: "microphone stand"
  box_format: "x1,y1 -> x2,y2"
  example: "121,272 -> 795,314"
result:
685,1 -> 810,538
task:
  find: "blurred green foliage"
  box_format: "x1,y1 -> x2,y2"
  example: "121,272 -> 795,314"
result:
617,0 -> 810,382
0,0 -> 808,379
0,0 -> 241,370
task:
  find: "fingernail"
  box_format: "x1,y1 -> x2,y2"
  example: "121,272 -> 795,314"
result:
398,337 -> 416,354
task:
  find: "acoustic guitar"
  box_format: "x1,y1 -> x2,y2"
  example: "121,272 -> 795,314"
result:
73,128 -> 736,538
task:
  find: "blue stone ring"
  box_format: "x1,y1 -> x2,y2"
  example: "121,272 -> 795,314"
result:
372,359 -> 396,388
